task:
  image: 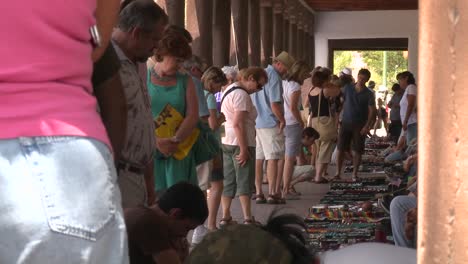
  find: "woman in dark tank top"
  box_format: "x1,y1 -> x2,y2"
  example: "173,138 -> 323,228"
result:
308,71 -> 341,183
309,89 -> 332,118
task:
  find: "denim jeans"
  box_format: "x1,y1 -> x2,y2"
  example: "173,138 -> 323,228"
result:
0,136 -> 129,264
406,123 -> 417,145
384,150 -> 406,163
390,195 -> 417,248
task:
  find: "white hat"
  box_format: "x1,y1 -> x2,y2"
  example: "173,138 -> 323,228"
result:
340,67 -> 352,76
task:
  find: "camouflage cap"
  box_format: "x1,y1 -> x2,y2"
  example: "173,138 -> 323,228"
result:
186,224 -> 293,264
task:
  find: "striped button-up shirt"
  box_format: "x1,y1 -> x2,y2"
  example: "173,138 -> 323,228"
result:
112,41 -> 155,168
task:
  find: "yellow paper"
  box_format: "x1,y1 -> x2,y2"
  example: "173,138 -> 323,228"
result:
154,104 -> 200,160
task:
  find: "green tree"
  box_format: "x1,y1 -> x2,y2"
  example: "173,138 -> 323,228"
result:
361,50 -> 408,90
333,51 -> 353,74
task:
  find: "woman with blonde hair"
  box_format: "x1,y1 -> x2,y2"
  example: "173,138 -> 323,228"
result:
219,67 -> 267,226
201,67 -> 228,231
281,61 -> 311,199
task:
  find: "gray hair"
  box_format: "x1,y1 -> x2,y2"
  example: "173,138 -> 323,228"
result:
117,0 -> 167,33
222,65 -> 239,81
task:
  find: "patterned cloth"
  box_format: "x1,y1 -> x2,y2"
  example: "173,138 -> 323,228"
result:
187,224 -> 293,264
112,41 -> 155,167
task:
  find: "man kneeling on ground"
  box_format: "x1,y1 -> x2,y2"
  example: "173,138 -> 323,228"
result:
125,182 -> 208,264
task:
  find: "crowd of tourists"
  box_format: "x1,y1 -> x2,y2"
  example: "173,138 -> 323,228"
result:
1,0 -> 419,263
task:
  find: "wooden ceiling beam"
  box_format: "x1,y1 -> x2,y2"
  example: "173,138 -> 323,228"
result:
305,0 -> 418,11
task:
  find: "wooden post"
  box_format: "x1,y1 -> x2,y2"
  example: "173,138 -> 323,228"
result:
282,14 -> 289,53
231,0 -> 249,69
248,0 -> 261,66
288,19 -> 297,58
273,4 -> 283,57
418,0 -> 468,263
260,2 -> 273,67
212,0 -> 231,67
186,0 -> 213,65
296,23 -> 303,60
165,0 -> 185,27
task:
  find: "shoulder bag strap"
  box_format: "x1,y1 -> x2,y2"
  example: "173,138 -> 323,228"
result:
317,88 -> 322,118
220,86 -> 247,108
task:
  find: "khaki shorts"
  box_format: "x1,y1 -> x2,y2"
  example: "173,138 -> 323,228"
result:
222,145 -> 256,197
315,139 -> 336,164
256,127 -> 285,160
118,170 -> 147,208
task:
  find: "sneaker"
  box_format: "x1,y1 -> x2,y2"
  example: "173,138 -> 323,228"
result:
191,225 -> 209,245
378,195 -> 393,214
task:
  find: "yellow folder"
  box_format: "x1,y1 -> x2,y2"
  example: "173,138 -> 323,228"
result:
154,104 -> 200,160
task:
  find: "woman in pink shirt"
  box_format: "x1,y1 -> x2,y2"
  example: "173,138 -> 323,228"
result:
219,67 -> 267,226
0,1 -> 128,263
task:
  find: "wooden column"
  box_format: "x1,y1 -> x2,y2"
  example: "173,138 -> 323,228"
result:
186,0 -> 213,65
212,0 -> 231,67
309,17 -> 315,66
296,24 -> 303,60
418,0 -> 468,263
309,33 -> 315,66
282,15 -> 289,53
302,25 -> 309,64
272,4 -> 283,57
165,0 -> 185,27
288,19 -> 297,58
231,0 -> 249,69
260,3 -> 273,67
248,0 -> 261,66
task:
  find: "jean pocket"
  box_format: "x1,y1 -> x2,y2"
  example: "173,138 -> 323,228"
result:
22,137 -> 118,241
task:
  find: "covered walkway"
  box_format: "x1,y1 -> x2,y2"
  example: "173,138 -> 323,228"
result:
152,1 -> 468,263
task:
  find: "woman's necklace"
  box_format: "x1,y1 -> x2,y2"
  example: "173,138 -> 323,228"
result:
151,67 -> 175,82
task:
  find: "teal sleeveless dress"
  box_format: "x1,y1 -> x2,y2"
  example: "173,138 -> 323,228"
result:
147,71 -> 197,191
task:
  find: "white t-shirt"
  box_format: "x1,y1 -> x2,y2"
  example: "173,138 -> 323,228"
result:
400,84 -> 417,125
319,243 -> 416,264
283,80 -> 301,125
221,83 -> 257,147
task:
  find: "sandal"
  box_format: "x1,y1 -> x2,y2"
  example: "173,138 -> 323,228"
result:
289,187 -> 301,196
276,197 -> 286,204
254,193 -> 266,204
267,194 -> 286,204
314,178 -> 329,184
219,217 -> 236,228
243,217 -> 260,225
329,175 -> 342,182
267,195 -> 278,204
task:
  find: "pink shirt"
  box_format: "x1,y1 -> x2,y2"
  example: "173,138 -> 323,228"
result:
221,83 -> 257,147
0,1 -> 110,147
